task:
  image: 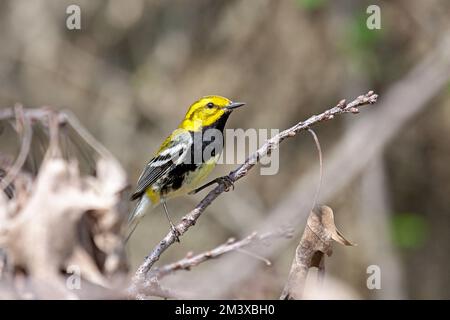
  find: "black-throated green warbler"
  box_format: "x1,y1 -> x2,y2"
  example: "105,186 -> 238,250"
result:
127,96 -> 245,241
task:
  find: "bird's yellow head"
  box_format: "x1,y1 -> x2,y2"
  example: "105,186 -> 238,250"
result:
179,95 -> 245,131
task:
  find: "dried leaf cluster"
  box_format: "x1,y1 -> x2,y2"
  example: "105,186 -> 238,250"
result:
0,108 -> 129,299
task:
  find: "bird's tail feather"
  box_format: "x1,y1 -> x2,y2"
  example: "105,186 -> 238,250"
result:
125,196 -> 150,243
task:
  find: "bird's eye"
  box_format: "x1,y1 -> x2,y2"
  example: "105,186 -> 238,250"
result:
206,102 -> 214,109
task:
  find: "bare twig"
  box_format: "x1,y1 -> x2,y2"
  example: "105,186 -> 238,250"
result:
0,105 -> 32,193
191,34 -> 450,298
306,128 -> 323,213
133,276 -> 193,300
0,107 -> 66,123
0,107 -> 117,162
130,228 -> 292,298
150,229 -> 291,280
133,91 -> 377,284
280,205 -> 355,300
62,110 -> 118,161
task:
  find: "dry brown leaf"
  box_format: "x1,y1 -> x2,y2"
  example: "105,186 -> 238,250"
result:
281,205 -> 354,300
0,156 -> 128,298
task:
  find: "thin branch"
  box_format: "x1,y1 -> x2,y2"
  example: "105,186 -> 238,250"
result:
306,128 -> 323,213
149,229 -> 291,280
0,107 -> 66,123
235,248 -> 272,266
0,107 -> 116,162
0,105 -> 32,193
134,278 -> 187,300
61,110 -> 117,161
132,91 -> 378,283
191,34 -> 450,298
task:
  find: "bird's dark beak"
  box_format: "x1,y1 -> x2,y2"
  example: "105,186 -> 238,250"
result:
226,101 -> 246,110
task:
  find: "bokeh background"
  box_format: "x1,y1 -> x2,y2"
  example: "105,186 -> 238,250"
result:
1,0 -> 450,299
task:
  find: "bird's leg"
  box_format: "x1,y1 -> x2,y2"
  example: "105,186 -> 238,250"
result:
162,200 -> 180,242
189,176 -> 235,195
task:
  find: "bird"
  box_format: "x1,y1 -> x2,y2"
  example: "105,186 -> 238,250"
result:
127,95 -> 245,242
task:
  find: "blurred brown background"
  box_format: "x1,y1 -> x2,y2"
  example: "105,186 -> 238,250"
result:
1,0 -> 450,299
